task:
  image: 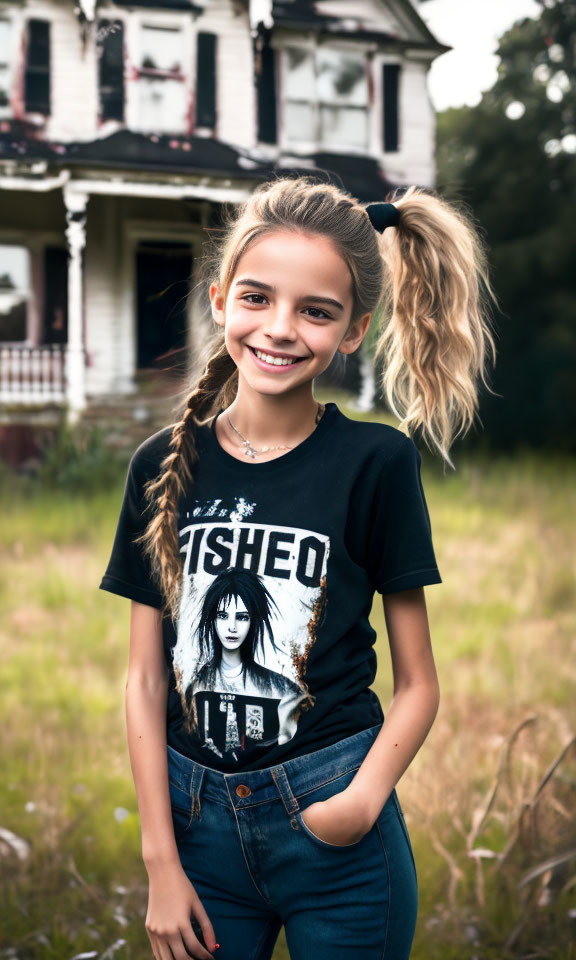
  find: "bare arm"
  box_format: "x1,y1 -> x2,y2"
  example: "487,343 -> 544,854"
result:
348,586 -> 440,823
126,600 -> 177,868
126,600 -> 217,959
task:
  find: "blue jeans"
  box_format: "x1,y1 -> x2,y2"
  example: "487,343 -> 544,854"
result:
167,723 -> 418,960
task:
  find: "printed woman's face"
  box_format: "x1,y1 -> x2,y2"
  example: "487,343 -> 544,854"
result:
209,229 -> 370,397
215,596 -> 251,650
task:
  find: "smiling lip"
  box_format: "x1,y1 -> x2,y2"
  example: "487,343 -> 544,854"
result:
247,345 -> 307,360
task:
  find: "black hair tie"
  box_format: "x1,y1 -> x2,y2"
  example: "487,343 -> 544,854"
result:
365,202 -> 401,233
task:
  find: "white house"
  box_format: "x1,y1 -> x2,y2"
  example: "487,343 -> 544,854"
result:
0,0 -> 448,456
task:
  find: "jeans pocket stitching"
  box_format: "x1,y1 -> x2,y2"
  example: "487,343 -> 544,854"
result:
169,781 -> 196,839
296,810 -> 364,850
171,806 -> 194,840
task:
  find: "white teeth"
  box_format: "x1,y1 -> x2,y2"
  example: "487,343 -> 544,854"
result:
253,348 -> 300,366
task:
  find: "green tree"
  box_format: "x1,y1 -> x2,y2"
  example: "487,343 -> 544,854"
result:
436,0 -> 576,451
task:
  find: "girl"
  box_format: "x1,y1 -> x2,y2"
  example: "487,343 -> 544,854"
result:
100,176 -> 497,960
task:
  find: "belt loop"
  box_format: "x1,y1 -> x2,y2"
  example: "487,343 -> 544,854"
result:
271,765 -> 300,817
190,765 -> 205,821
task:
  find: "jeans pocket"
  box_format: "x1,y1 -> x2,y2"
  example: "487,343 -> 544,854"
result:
295,767 -> 368,851
168,775 -> 196,841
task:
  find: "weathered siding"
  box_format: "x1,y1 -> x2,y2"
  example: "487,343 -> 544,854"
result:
316,0 -> 415,39
392,58 -> 435,187
194,0 -> 256,148
16,0 -> 99,140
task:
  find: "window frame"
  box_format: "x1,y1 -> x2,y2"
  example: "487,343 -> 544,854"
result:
0,242 -> 34,346
24,18 -> 51,116
0,17 -> 14,116
129,16 -> 190,135
279,40 -> 371,155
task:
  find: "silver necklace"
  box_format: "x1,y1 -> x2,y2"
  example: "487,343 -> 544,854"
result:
225,403 -> 325,459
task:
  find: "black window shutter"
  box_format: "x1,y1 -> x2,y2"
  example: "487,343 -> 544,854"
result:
256,38 -> 276,144
43,247 -> 68,345
24,20 -> 50,115
382,63 -> 400,152
196,32 -> 216,129
97,20 -> 125,123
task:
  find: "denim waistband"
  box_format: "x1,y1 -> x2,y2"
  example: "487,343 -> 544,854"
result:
167,723 -> 382,813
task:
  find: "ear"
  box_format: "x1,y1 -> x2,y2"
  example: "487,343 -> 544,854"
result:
337,312 -> 371,355
210,282 -> 226,327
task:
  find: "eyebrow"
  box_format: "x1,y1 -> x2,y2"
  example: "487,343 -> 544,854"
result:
235,278 -> 344,312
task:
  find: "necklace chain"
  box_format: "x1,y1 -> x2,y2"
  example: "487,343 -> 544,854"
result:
226,403 -> 325,459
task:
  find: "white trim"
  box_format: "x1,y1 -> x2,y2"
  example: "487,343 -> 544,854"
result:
0,171 -> 70,192
64,177 -> 253,204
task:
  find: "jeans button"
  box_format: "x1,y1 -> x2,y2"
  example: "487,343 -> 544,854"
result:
236,784 -> 251,797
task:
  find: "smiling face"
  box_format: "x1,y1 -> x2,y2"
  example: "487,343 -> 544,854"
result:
215,595 -> 251,650
210,229 -> 371,398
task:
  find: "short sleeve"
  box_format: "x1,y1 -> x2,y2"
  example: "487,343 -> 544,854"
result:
99,450 -> 165,609
365,437 -> 442,594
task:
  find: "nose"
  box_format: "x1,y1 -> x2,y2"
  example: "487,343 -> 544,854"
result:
262,306 -> 298,342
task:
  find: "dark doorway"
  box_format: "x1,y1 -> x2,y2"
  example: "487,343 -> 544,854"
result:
136,241 -> 192,374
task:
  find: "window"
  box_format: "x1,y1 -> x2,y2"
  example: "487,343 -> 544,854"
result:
24,19 -> 50,115
0,20 -> 11,109
284,46 -> 368,151
135,24 -> 186,134
0,246 -> 31,342
97,19 -> 125,123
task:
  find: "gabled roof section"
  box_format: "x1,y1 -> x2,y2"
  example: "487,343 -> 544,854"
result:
76,0 -> 204,18
248,0 -> 449,54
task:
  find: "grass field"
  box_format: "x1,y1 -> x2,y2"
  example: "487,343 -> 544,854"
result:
1,390 -> 575,960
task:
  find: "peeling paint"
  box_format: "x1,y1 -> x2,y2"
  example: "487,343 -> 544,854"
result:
249,0 -> 274,35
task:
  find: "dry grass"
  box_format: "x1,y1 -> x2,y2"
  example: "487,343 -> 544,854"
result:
0,393 -> 574,959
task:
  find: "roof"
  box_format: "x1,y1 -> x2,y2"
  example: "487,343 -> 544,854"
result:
259,0 -> 450,54
0,127 -> 401,201
0,127 -> 271,180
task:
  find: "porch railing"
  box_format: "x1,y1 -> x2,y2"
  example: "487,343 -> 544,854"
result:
0,344 -> 67,405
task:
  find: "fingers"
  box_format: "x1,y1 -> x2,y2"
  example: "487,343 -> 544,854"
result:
150,929 -> 214,960
187,899 -> 218,955
184,909 -> 218,958
181,924 -> 216,959
148,933 -> 174,960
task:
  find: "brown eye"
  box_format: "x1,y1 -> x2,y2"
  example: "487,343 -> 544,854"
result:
241,293 -> 267,304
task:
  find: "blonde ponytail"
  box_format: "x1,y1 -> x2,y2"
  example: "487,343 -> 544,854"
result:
374,185 -> 499,469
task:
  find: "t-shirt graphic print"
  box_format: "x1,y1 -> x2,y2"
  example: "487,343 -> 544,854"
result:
175,498 -> 329,764
99,401 -> 443,773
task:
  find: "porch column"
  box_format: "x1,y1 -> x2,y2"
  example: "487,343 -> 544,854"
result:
64,187 -> 88,424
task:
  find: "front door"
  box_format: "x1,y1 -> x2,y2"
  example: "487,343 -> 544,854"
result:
136,240 -> 192,374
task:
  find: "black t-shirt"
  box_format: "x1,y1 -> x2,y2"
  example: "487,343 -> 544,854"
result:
99,401 -> 442,772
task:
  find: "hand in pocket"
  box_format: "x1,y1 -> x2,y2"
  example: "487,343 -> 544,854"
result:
301,787 -> 371,847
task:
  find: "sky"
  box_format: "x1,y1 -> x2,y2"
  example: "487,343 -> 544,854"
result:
418,0 -> 541,111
